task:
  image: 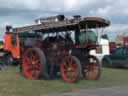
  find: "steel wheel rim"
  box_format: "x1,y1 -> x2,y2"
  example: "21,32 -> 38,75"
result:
61,57 -> 79,83
82,56 -> 99,80
22,48 -> 41,80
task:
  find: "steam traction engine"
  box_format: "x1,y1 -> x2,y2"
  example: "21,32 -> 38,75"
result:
3,15 -> 110,82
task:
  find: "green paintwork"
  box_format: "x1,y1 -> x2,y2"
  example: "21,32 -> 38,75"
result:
78,30 -> 97,44
103,47 -> 128,67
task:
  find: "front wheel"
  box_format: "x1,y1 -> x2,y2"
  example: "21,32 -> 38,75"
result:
82,55 -> 101,80
60,56 -> 81,83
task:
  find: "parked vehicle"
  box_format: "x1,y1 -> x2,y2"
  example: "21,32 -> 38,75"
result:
0,41 -> 6,68
3,15 -> 110,82
102,47 -> 128,68
109,42 -> 116,53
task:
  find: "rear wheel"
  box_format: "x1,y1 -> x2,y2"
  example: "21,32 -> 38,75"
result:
60,56 -> 81,83
82,55 -> 101,80
22,48 -> 49,80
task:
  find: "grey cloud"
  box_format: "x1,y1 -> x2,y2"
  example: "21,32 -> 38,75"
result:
0,0 -> 127,40
0,0 -> 125,19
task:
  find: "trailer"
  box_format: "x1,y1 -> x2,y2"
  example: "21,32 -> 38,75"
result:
3,15 -> 110,82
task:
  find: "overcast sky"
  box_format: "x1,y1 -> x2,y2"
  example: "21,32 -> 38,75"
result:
0,0 -> 128,41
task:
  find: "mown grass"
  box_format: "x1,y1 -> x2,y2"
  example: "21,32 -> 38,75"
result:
0,67 -> 128,96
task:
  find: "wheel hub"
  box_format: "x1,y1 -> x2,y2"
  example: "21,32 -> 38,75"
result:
67,67 -> 74,71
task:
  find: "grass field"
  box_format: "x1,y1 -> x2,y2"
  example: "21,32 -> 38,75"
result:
0,66 -> 128,96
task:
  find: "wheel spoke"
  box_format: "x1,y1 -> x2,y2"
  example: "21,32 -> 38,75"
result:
34,63 -> 40,70
22,48 -> 42,80
61,56 -> 80,83
31,70 -> 39,78
82,56 -> 100,80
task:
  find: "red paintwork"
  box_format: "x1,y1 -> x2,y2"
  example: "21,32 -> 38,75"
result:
82,55 -> 100,80
22,48 -> 41,80
123,36 -> 128,47
60,56 -> 79,83
4,33 -> 20,59
109,42 -> 116,52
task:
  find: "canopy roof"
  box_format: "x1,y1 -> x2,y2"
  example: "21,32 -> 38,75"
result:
13,17 -> 110,33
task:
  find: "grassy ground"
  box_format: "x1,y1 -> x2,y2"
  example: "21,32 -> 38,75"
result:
0,67 -> 128,96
